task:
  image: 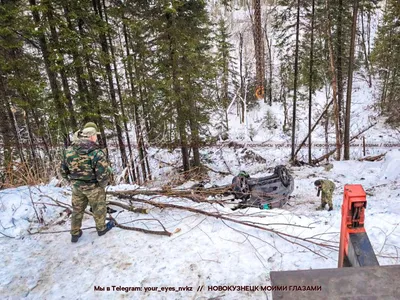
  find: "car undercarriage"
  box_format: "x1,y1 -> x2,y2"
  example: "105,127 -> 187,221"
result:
231,165 -> 294,209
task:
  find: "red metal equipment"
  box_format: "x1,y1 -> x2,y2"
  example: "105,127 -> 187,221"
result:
270,184 -> 398,300
338,184 -> 379,267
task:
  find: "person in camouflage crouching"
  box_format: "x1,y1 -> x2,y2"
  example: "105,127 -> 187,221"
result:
314,179 -> 336,211
61,122 -> 114,242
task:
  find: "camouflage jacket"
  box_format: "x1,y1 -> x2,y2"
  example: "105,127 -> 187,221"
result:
320,180 -> 335,194
60,139 -> 109,188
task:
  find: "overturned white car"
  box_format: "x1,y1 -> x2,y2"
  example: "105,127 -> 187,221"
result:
231,165 -> 294,209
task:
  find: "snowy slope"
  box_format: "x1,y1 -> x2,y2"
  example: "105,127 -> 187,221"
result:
1,150 -> 400,299
2,3 -> 400,300
208,2 -> 399,162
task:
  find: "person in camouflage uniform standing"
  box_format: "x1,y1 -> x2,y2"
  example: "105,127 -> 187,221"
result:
61,122 -> 114,242
314,179 -> 336,211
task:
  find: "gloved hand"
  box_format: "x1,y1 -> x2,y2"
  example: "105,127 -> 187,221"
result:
238,170 -> 250,178
317,188 -> 321,197
106,207 -> 117,214
106,220 -> 115,229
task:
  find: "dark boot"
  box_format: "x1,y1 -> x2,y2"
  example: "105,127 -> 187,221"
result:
97,220 -> 115,236
71,230 -> 83,243
328,206 -> 333,211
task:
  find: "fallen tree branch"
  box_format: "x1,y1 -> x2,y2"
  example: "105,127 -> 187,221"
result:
203,164 -> 231,176
113,193 -> 339,254
312,149 -> 336,165
312,122 -> 377,164
221,219 -> 283,256
33,192 -> 170,236
107,200 -> 149,214
39,195 -> 93,217
275,232 -> 329,259
29,226 -> 96,234
107,186 -> 230,207
29,218 -> 173,237
112,222 -> 173,236
0,231 -> 16,238
358,153 -> 386,162
108,185 -> 231,197
109,215 -> 173,236
294,99 -> 334,159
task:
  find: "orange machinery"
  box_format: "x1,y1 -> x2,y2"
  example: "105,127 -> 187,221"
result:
338,184 -> 379,267
269,184 -> 398,299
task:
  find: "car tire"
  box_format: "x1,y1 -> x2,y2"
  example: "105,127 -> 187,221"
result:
277,166 -> 290,187
232,176 -> 250,199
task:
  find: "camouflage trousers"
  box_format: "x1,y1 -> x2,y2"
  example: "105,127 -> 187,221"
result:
321,190 -> 333,209
71,185 -> 107,235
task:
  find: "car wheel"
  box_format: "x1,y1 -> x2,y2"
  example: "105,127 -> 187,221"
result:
277,166 -> 290,187
232,176 -> 250,199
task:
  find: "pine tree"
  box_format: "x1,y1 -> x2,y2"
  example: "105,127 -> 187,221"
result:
29,0 -> 70,147
215,17 -> 237,137
371,0 -> 400,126
154,0 -> 216,171
344,0 -> 359,160
0,0 -> 52,177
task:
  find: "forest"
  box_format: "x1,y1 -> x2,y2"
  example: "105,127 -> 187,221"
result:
1,0 -> 399,187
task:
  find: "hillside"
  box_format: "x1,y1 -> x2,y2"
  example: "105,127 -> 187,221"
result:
1,1 -> 400,300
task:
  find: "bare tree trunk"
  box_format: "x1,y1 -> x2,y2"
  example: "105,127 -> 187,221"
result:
140,83 -> 153,140
239,32 -> 245,123
324,110 -> 329,162
46,2 -> 77,131
367,9 -> 371,66
389,68 -> 397,105
291,0 -> 301,162
121,23 -> 138,183
76,13 -> 108,153
283,91 -> 288,132
189,117 -> 201,167
344,0 -> 359,160
133,54 -> 149,182
63,3 -> 91,122
294,100 -> 333,159
360,4 -> 372,87
125,24 -> 152,182
6,100 -> 25,164
102,0 -> 135,182
308,0 -> 315,164
264,23 -> 273,106
30,107 -> 52,163
145,149 -> 152,181
175,97 -> 190,172
253,0 -> 265,96
166,17 -> 190,172
326,0 -> 341,161
29,0 -> 69,147
186,74 -> 201,167
380,26 -> 392,109
135,91 -> 148,182
93,0 -> 128,171
0,100 -> 13,168
24,110 -> 39,173
0,76 -> 25,164
280,70 -> 288,132
336,0 -> 344,150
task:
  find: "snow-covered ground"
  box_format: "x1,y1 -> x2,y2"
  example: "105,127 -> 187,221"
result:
224,77 -> 400,161
2,3 -> 399,299
1,148 -> 400,299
